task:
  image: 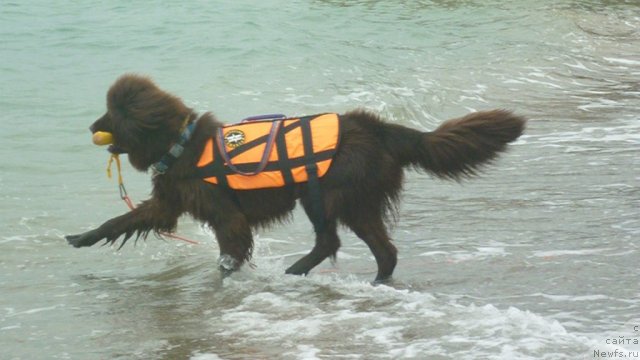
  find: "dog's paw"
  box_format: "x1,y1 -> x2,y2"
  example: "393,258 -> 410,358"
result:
65,229 -> 103,248
218,254 -> 240,278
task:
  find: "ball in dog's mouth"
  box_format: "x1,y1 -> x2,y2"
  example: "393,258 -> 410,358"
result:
92,132 -> 125,154
92,131 -> 113,145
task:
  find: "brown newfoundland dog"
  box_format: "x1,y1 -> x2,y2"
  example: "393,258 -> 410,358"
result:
66,74 -> 525,282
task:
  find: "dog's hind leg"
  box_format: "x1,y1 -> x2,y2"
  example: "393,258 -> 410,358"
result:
345,216 -> 397,283
285,219 -> 340,276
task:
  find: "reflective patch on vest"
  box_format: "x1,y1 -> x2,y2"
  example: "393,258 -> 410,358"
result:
196,113 -> 340,190
224,129 -> 245,148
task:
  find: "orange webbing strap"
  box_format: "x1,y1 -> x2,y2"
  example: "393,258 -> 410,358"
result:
105,154 -> 200,245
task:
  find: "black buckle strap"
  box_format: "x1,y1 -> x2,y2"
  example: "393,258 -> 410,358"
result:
299,116 -> 326,233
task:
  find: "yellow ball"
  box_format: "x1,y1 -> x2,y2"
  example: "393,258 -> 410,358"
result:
92,131 -> 113,145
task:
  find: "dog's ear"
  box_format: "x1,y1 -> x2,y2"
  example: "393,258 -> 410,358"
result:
107,74 -> 189,134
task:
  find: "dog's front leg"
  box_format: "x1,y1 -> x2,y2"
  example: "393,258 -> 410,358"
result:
66,200 -> 178,248
212,213 -> 254,277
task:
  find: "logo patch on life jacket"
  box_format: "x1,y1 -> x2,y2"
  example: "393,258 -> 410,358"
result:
224,129 -> 245,148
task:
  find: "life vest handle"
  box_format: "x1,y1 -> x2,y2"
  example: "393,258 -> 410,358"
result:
241,113 -> 287,123
217,119 -> 282,176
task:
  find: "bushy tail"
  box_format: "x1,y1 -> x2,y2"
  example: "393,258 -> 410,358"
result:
384,109 -> 526,180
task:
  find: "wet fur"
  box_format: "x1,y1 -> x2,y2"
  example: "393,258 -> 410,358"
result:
66,74 -> 525,282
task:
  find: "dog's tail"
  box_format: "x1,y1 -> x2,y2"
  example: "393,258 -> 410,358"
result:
379,109 -> 526,180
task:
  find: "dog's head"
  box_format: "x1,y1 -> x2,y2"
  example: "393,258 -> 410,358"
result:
91,74 -> 192,171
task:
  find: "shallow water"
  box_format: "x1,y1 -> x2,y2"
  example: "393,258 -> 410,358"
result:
1,1 -> 639,359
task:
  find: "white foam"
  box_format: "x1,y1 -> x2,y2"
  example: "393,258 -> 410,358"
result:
603,57 -> 640,66
1,325 -> 21,331
190,353 -> 223,360
0,235 -> 29,244
430,246 -> 509,262
418,250 -> 449,257
357,325 -> 404,345
518,76 -> 564,89
217,291 -> 327,340
531,248 -> 612,257
536,293 -> 609,302
284,344 -> 321,360
7,305 -> 60,317
563,60 -> 596,72
534,123 -> 640,144
201,268 -> 591,358
578,99 -> 623,111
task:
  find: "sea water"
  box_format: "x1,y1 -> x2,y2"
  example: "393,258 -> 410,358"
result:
1,1 -> 639,359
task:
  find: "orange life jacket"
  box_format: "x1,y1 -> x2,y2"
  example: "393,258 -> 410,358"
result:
196,113 -> 340,190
